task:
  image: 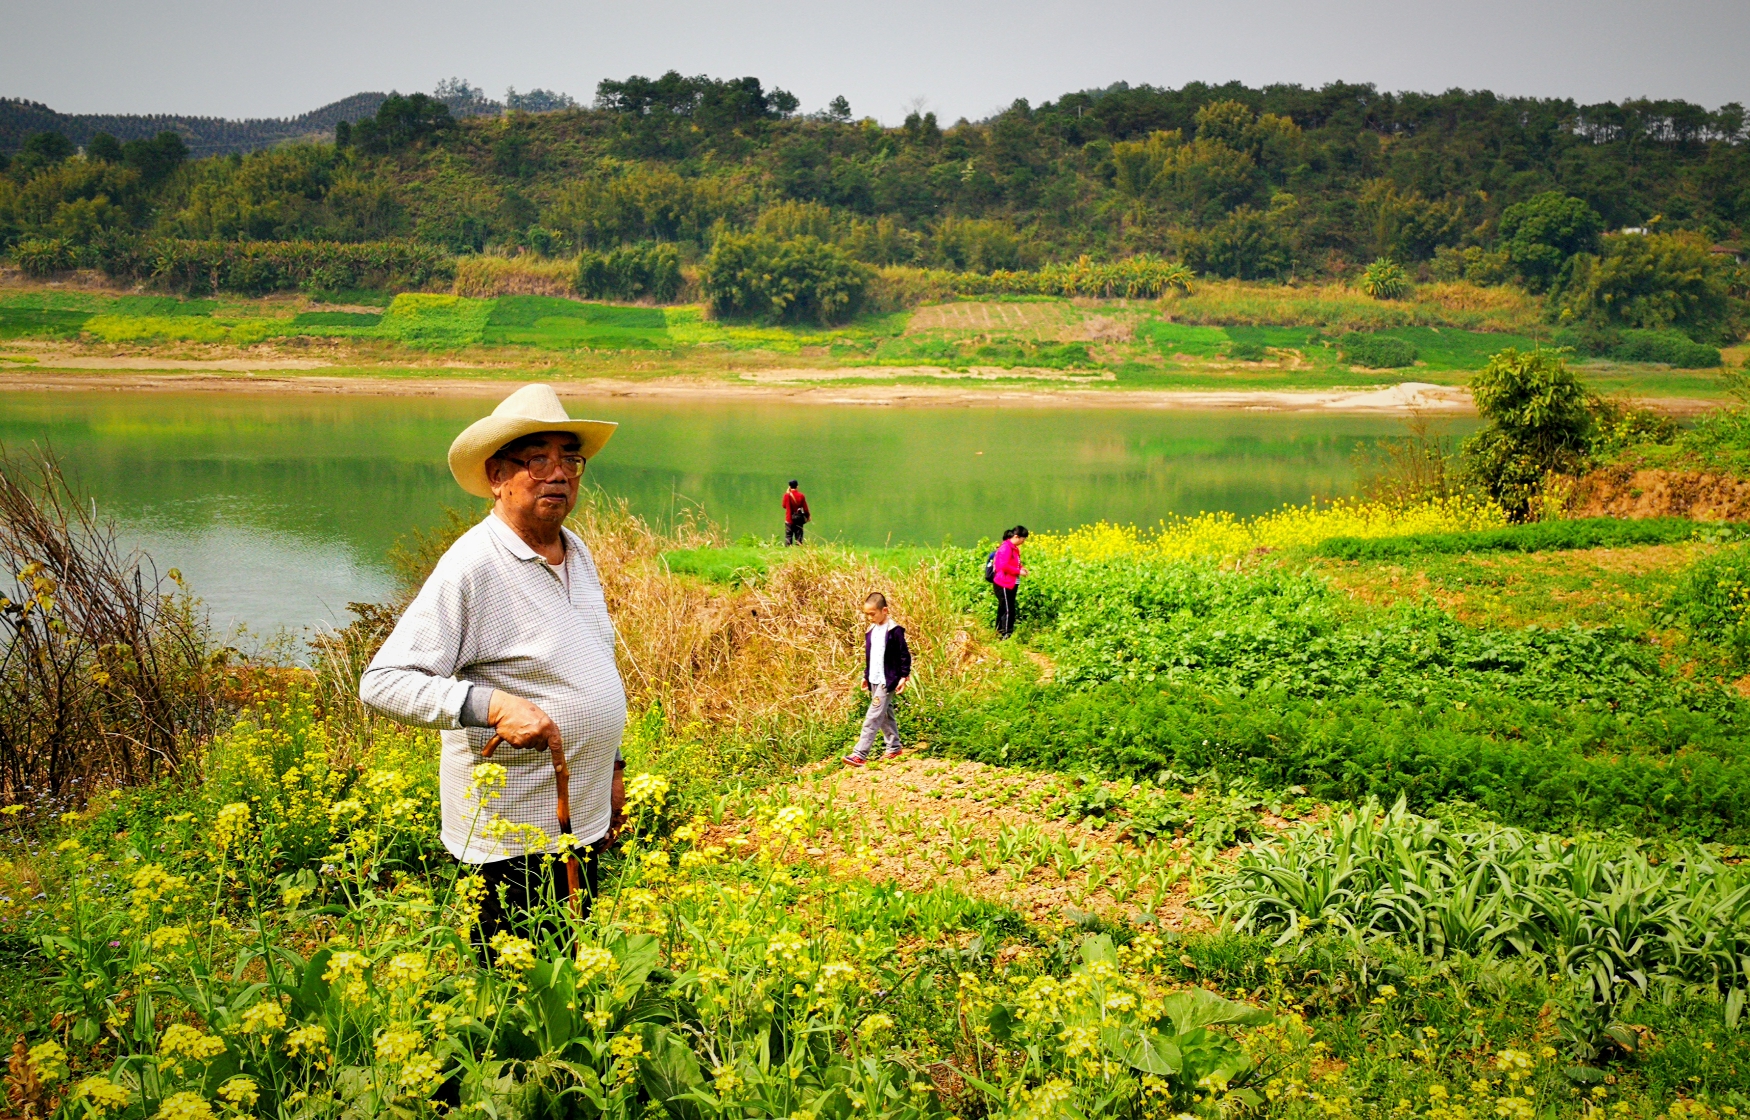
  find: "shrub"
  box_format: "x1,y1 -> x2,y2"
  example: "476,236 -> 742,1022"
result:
1227,340 -> 1267,361
576,242 -> 683,302
10,236 -> 76,277
1431,245 -> 1513,286
1461,347 -> 1593,519
1611,329 -> 1721,368
143,239 -> 454,295
1361,258 -> 1409,300
699,232 -> 872,324
1338,332 -> 1418,368
0,450 -> 222,802
1669,543 -> 1750,663
1314,516 -> 1713,560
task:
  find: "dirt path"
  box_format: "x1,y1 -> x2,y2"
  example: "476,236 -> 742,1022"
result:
733,755 -> 1236,930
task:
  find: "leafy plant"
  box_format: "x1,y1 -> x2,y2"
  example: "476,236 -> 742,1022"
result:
1361,258 -> 1409,300
1461,347 -> 1594,519
1214,798 -> 1750,1049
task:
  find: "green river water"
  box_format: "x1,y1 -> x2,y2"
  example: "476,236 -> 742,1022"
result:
0,390 -> 1462,635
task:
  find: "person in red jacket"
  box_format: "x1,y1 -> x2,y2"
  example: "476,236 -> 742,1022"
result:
782,480 -> 811,546
991,525 -> 1028,638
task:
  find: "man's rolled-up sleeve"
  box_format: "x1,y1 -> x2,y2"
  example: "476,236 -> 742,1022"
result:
359,568 -> 474,729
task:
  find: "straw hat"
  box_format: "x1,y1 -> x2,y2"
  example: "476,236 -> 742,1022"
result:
447,384 -> 617,498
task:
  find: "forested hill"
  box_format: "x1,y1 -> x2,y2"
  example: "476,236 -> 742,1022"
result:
0,93 -> 389,158
2,74 -> 1745,342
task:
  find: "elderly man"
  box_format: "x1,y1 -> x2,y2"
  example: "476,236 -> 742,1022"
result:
360,383 -> 626,939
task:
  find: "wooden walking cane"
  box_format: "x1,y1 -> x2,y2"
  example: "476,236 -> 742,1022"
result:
482,732 -> 585,914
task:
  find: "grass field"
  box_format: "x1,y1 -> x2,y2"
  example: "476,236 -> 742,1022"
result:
0,282 -> 1731,399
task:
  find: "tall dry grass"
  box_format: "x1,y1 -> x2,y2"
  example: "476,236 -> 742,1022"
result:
452,255 -> 579,299
318,497 -> 1002,771
572,499 -> 1002,742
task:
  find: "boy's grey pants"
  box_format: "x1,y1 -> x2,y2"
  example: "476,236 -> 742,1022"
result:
853,685 -> 901,758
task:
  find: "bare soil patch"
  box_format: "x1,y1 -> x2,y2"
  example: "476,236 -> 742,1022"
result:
904,301 -> 1084,340
1571,467 -> 1750,521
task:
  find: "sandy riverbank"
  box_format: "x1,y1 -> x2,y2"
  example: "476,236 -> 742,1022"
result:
0,360 -> 1726,416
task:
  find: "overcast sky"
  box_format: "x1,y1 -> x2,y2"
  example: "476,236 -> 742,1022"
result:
2,0 -> 1745,125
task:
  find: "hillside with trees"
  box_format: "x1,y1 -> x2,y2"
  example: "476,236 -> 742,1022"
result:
1,73 -> 1744,341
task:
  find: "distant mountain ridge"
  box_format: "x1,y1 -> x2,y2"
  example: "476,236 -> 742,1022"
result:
0,92 -> 392,158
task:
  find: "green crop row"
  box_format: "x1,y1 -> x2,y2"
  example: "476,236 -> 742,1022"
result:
992,553 -> 1716,714
1314,516 -> 1733,560
918,678 -> 1750,841
1215,797 -> 1750,1051
922,545 -> 1750,841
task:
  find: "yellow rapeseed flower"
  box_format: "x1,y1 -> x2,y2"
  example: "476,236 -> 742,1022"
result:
159,1024 -> 226,1061
576,946 -> 616,984
154,1091 -> 216,1120
399,1052 -> 444,1094
212,803 -> 252,853
284,1024 -> 328,1059
237,1001 -> 288,1036
489,931 -> 537,972
74,1077 -> 131,1114
375,1026 -> 423,1065
26,1041 -> 67,1084
216,1077 -> 259,1109
467,762 -> 508,801
1030,497 -> 1505,564
384,952 -> 430,987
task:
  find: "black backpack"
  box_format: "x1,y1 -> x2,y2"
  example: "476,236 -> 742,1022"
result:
983,550 -> 998,583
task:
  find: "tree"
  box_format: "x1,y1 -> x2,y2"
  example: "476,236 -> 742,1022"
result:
350,94 -> 457,154
827,96 -> 852,123
1550,232 -> 1736,342
1461,348 -> 1594,519
85,133 -> 123,164
120,131 -> 187,186
505,87 -> 578,113
11,131 -> 75,178
1498,192 -> 1603,292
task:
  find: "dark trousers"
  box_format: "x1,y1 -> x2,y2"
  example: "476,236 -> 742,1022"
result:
475,847 -> 601,946
995,584 -> 1019,638
785,520 -> 805,546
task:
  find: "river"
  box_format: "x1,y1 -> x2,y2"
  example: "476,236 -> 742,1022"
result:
0,390 -> 1464,636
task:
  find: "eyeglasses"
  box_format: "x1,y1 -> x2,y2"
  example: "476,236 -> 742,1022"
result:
497,453 -> 586,480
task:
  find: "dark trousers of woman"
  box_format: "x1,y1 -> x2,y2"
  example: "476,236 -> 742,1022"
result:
995,583 -> 1019,638
785,519 -> 805,546
476,846 -> 601,946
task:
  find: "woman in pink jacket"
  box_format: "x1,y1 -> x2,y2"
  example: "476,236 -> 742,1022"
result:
991,525 -> 1028,639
